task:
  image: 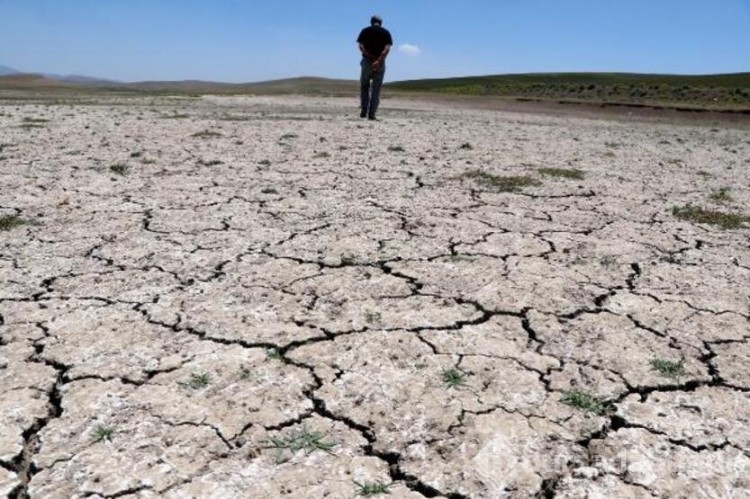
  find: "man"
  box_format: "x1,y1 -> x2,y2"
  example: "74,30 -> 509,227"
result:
357,15 -> 393,120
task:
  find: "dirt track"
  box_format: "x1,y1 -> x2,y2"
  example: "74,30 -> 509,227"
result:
1,95 -> 749,498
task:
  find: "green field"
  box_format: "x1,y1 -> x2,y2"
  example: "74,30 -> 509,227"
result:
387,72 -> 750,110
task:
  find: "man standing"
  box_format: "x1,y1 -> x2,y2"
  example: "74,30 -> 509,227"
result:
357,15 -> 393,120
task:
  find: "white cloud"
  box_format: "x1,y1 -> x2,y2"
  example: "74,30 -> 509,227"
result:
398,43 -> 421,57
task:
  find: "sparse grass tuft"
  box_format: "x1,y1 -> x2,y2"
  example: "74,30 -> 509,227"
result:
364,310 -> 382,324
441,368 -> 466,388
23,117 -> 50,124
459,142 -> 473,150
457,169 -> 541,192
0,214 -> 32,231
197,159 -> 224,167
313,151 -> 331,158
279,133 -> 298,141
388,145 -> 405,152
91,424 -> 115,443
650,359 -> 685,379
354,481 -> 393,496
186,372 -> 211,389
261,187 -> 279,194
672,204 -> 748,230
109,163 -> 129,176
600,255 -> 618,267
561,390 -> 609,415
191,130 -> 223,138
258,159 -> 272,167
129,151 -> 143,158
709,188 -> 733,204
267,426 -> 336,455
266,348 -> 285,361
538,167 -> 586,180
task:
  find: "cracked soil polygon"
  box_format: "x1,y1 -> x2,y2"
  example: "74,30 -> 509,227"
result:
1,95 -> 749,497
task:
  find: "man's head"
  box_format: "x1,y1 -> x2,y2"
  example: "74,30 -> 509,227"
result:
370,15 -> 383,27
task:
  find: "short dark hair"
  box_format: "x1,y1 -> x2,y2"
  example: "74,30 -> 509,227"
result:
370,15 -> 382,26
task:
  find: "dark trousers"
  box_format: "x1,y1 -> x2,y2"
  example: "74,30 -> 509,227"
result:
360,58 -> 385,116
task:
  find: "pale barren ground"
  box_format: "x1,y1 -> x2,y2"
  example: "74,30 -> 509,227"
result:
1,95 -> 749,499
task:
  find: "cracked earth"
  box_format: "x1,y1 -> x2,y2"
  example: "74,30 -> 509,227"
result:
1,95 -> 749,498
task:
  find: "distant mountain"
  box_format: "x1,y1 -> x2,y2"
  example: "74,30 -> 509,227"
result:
0,65 -> 19,75
42,73 -> 117,84
0,73 -> 75,89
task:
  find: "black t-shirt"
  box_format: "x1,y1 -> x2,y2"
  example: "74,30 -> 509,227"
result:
357,26 -> 393,59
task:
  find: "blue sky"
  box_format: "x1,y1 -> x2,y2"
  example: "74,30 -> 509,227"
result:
1,0 -> 748,82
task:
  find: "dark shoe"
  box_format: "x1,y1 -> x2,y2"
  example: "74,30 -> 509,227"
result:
360,110 -> 367,118
368,114 -> 376,121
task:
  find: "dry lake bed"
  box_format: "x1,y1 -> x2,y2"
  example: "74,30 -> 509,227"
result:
1,95 -> 749,498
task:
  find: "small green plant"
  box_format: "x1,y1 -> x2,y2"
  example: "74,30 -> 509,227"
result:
650,359 -> 685,379
191,130 -> 223,138
109,163 -> 129,176
561,390 -> 609,415
261,187 -> 279,194
441,368 -> 466,388
600,255 -> 618,267
19,122 -> 46,129
91,424 -> 115,443
239,367 -> 252,380
672,204 -> 748,230
364,310 -> 382,324
538,167 -> 585,180
187,372 -> 211,389
447,254 -> 475,262
709,188 -> 733,204
354,481 -> 393,496
22,117 -> 49,124
388,145 -> 405,152
266,348 -> 285,361
129,151 -> 143,158
0,214 -> 31,231
197,159 -> 223,166
457,170 -> 541,192
267,426 -> 336,455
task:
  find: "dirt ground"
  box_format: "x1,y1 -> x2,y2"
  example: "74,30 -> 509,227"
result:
1,95 -> 749,498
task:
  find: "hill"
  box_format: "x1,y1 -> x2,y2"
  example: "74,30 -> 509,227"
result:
387,72 -> 750,109
122,77 -> 357,95
0,73 -> 77,89
0,74 -> 357,96
0,65 -> 19,76
2,71 -> 749,111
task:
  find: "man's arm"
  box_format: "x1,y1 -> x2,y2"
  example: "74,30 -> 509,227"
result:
373,45 -> 391,69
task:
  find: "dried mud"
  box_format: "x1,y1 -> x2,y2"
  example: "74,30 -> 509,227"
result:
1,95 -> 749,498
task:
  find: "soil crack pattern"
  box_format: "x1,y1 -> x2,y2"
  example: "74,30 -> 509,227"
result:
1,95 -> 749,497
